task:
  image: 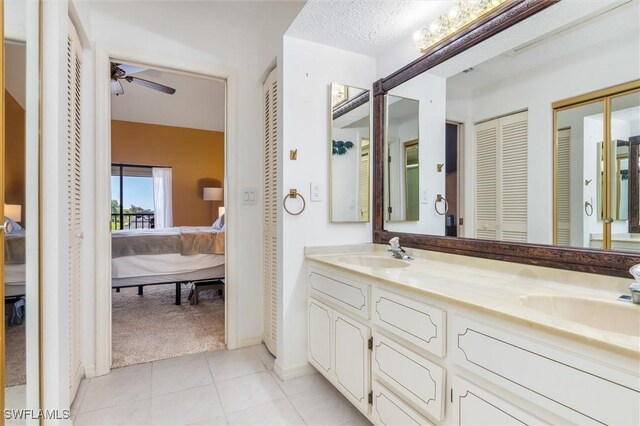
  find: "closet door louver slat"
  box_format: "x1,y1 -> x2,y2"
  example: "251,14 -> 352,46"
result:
67,19 -> 83,401
263,69 -> 278,356
556,129 -> 571,245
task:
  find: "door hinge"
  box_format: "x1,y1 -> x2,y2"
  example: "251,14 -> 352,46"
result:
368,391 -> 373,405
387,206 -> 392,214
450,388 -> 453,403
368,337 -> 373,350
388,155 -> 391,163
459,217 -> 464,226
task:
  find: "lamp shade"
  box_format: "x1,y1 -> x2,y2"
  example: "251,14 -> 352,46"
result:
4,204 -> 22,222
203,187 -> 223,201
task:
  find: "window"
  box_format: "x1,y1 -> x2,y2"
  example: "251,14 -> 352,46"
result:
111,165 -> 155,229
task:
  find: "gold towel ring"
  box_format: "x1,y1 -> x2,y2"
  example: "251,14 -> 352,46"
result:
283,189 -> 306,216
434,194 -> 449,216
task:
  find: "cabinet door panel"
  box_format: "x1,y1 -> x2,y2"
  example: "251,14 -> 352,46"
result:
308,298 -> 333,375
372,381 -> 434,426
334,311 -> 371,414
372,332 -> 445,422
372,287 -> 446,357
452,376 -> 547,426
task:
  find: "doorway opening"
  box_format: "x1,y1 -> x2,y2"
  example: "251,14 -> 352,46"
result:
108,62 -> 228,368
445,121 -> 462,237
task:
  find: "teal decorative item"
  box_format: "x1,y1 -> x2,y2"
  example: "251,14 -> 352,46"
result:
332,140 -> 355,155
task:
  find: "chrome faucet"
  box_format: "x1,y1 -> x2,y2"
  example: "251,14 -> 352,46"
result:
388,237 -> 413,261
620,264 -> 640,304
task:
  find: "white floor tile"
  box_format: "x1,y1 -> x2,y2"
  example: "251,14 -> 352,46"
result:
272,371 -> 334,397
153,352 -> 206,371
206,347 -> 266,383
75,398 -> 152,426
226,398 -> 304,426
5,385 -> 26,409
188,416 -> 228,425
216,371 -> 285,413
80,371 -> 152,413
150,384 -> 224,426
289,385 -> 367,426
71,379 -> 90,416
152,356 -> 213,397
251,344 -> 276,371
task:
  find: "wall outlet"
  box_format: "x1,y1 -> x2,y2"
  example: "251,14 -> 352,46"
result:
310,182 -> 322,202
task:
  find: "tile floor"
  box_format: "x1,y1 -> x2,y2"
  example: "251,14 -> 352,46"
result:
71,344 -> 371,425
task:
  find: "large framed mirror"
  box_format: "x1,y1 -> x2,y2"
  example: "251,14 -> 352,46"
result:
373,0 -> 640,277
3,0 -> 41,420
330,83 -> 371,223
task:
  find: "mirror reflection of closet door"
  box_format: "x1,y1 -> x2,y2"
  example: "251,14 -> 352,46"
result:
3,0 -> 40,422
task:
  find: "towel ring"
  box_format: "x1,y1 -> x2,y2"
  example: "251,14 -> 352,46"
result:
435,194 -> 449,216
584,201 -> 593,217
283,189 -> 306,216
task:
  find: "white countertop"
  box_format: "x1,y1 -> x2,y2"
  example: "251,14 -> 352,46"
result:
305,244 -> 640,358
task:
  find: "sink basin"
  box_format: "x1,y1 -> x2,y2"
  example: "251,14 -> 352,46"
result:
337,255 -> 410,269
519,295 -> 640,337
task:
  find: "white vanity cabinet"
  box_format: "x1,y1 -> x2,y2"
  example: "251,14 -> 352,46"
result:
306,260 -> 640,426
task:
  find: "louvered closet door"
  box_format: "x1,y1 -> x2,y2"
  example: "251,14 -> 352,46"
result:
474,111 -> 528,242
556,128 -> 571,245
475,120 -> 498,240
262,68 -> 278,356
499,111 -> 528,242
67,19 -> 83,400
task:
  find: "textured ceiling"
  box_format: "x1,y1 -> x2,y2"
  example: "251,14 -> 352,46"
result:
287,0 -> 455,56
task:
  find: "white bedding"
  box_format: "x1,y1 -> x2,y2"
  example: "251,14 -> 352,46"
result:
112,253 -> 225,279
112,226 -> 220,237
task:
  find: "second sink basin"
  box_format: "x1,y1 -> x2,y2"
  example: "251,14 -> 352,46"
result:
337,255 -> 410,269
520,294 -> 640,337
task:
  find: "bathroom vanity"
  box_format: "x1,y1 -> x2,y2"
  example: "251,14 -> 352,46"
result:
305,244 -> 639,425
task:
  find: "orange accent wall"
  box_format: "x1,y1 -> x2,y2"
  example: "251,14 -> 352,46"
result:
111,120 -> 224,226
5,91 -> 26,227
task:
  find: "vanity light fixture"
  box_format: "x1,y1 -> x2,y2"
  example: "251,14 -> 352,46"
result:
413,0 -> 511,53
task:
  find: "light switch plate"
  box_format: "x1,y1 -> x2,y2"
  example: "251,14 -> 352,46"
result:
310,182 -> 322,202
241,187 -> 258,205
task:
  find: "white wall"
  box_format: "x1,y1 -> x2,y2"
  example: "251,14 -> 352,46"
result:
278,36 -> 376,376
42,0 -> 303,411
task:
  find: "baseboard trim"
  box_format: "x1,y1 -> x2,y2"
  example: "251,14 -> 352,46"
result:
83,364 -> 96,379
237,337 -> 263,348
273,359 -> 315,381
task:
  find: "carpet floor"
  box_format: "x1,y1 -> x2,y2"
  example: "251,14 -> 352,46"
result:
112,283 -> 226,369
6,322 -> 26,387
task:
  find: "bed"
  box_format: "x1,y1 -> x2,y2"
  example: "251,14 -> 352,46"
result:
111,226 -> 225,305
5,230 -> 26,298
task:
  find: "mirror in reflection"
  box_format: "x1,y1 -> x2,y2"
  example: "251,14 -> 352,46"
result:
330,83 -> 371,222
385,95 -> 420,223
381,0 -> 639,253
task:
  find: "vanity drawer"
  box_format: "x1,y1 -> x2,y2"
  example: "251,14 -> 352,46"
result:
372,332 -> 446,422
308,270 -> 369,319
371,381 -> 434,426
452,316 -> 640,425
372,287 -> 446,357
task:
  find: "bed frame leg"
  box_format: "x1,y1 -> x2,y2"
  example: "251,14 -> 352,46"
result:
138,286 -> 143,295
175,282 -> 181,305
115,288 -> 120,293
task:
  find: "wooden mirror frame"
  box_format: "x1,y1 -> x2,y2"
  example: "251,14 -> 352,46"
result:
372,0 -> 640,278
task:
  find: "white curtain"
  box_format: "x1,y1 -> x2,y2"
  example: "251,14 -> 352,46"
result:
152,167 -> 173,229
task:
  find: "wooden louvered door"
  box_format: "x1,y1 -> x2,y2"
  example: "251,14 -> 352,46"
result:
475,119 -> 498,240
556,128 -> 571,245
67,19 -> 83,400
499,111 -> 528,242
475,111 -> 528,242
262,68 -> 278,356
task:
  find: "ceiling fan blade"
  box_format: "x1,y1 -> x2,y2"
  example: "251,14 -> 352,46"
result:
111,79 -> 124,96
117,64 -> 147,75
126,76 -> 176,95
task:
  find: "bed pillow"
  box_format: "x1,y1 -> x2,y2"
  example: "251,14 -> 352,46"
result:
4,217 -> 23,234
212,214 -> 225,230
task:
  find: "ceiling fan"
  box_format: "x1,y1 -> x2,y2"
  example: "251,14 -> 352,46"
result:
110,63 -> 176,96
